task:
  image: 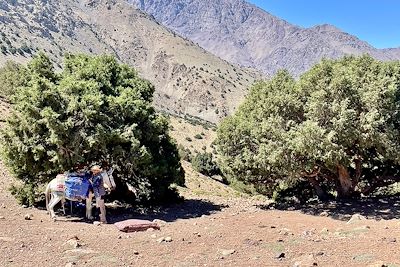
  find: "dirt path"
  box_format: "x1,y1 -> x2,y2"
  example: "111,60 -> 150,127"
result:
1,160 -> 400,267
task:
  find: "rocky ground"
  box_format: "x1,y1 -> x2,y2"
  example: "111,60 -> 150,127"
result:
1,158 -> 400,267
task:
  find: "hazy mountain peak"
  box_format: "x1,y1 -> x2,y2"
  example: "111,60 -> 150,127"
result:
129,0 -> 400,76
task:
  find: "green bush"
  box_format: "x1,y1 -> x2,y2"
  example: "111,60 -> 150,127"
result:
178,144 -> 192,162
9,183 -> 37,206
191,152 -> 220,176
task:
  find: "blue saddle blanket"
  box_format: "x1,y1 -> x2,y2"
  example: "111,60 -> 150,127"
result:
65,174 -> 90,200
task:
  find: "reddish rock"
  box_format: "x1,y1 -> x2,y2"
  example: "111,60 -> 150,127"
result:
114,219 -> 161,232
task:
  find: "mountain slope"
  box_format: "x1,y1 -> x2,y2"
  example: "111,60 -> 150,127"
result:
0,0 -> 258,123
128,0 -> 400,76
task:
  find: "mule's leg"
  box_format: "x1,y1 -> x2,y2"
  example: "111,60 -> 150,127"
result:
96,197 -> 107,223
61,198 -> 66,215
85,193 -> 94,220
48,194 -> 62,220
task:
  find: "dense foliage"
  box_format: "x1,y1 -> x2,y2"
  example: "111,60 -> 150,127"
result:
191,152 -> 220,177
0,60 -> 27,100
217,55 -> 400,199
0,53 -> 184,205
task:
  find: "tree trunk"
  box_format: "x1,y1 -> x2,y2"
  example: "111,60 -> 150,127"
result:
353,157 -> 362,188
337,164 -> 355,198
307,176 -> 329,200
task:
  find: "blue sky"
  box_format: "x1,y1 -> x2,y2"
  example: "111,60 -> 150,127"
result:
248,0 -> 400,49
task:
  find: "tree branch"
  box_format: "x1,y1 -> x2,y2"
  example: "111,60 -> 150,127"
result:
361,175 -> 400,195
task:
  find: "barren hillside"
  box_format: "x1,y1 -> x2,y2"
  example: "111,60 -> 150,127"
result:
0,0 -> 259,123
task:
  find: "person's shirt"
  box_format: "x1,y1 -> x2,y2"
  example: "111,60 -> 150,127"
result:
92,173 -> 103,187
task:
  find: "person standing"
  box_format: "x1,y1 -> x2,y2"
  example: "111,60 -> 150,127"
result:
90,165 -> 107,223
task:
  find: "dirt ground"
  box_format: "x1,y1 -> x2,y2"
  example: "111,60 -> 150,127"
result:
1,160 -> 400,267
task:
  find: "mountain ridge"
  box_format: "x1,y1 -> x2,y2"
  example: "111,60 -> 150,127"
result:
128,0 -> 400,76
0,0 -> 258,123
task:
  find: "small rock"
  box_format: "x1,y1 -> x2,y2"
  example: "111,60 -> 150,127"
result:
0,216 -> 5,220
292,254 -> 318,266
153,219 -> 167,226
66,236 -> 81,249
388,238 -> 397,243
150,234 -> 157,239
279,228 -> 291,236
24,213 -> 33,220
21,205 -> 28,209
221,249 -> 235,256
66,240 -> 80,249
157,237 -> 165,243
118,236 -> 122,239
164,236 -> 172,242
302,229 -> 315,236
316,252 -> 325,256
275,252 -> 285,259
320,228 -> 329,234
65,263 -> 76,267
319,211 -> 329,217
93,221 -> 101,226
133,250 -> 139,255
353,225 -> 370,232
347,213 -> 366,224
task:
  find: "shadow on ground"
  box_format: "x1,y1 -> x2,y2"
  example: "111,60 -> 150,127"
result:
106,199 -> 227,224
53,198 -> 227,224
260,196 -> 400,221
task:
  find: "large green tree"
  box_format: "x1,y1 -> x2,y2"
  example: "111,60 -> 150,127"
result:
0,53 -> 184,205
217,55 -> 400,199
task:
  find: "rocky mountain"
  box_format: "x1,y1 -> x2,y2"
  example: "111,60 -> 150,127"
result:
0,0 -> 258,123
128,0 -> 400,76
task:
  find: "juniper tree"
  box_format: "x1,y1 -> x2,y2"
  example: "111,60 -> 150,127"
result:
217,55 -> 400,199
1,53 -> 184,205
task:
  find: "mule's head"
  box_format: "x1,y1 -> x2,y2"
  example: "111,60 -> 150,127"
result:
101,168 -> 116,192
